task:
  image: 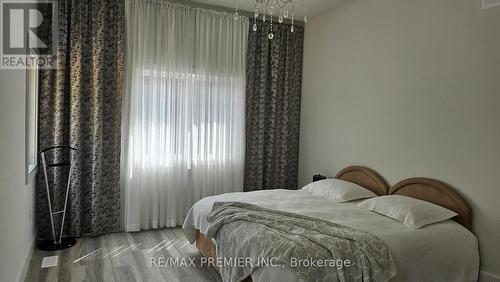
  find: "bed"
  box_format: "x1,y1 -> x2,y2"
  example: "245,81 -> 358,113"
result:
182,166 -> 479,282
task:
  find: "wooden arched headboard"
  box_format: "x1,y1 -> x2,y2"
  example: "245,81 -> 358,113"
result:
335,166 -> 389,196
389,178 -> 472,230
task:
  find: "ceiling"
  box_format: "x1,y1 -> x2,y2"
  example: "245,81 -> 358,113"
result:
181,0 -> 352,20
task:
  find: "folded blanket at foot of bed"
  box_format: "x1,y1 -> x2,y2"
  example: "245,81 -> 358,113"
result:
205,201 -> 397,282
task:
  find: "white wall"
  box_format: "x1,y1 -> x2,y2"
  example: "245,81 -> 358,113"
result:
300,0 -> 500,277
0,68 -> 37,282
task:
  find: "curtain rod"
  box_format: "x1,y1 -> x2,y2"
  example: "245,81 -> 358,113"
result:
171,0 -> 305,26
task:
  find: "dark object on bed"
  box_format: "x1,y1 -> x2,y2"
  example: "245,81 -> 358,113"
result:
312,174 -> 327,182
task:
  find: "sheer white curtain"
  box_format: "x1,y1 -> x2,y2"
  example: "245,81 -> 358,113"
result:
122,0 -> 248,231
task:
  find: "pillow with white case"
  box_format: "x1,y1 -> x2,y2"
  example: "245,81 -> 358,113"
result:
302,178 -> 377,202
357,195 -> 458,228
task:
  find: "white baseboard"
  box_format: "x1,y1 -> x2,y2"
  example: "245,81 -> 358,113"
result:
126,224 -> 140,232
480,270 -> 500,282
17,232 -> 37,282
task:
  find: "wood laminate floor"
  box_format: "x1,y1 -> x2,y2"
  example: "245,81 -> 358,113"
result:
25,228 -> 222,282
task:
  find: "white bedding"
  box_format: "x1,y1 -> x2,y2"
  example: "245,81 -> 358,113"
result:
182,189 -> 479,282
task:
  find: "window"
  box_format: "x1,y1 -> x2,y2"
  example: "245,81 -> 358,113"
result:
129,68 -> 244,169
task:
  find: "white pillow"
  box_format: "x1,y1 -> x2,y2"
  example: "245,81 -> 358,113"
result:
302,178 -> 377,202
357,195 -> 458,228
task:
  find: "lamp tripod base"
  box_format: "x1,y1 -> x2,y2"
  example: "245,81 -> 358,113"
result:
38,238 -> 77,251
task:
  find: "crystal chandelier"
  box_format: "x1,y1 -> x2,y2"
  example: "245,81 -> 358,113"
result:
234,0 -> 308,39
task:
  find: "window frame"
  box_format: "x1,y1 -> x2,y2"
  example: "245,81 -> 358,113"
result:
25,48 -> 39,184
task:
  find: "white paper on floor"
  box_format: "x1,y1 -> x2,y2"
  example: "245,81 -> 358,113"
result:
41,256 -> 58,268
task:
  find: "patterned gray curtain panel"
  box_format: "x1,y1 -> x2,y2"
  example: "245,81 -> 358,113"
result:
244,22 -> 304,192
37,0 -> 125,238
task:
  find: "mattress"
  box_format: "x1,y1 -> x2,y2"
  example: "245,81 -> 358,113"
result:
182,189 -> 479,282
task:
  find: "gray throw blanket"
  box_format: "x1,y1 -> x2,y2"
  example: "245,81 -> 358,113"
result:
205,202 -> 396,282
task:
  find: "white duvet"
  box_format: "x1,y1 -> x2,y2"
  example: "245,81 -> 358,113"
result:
182,189 -> 479,282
